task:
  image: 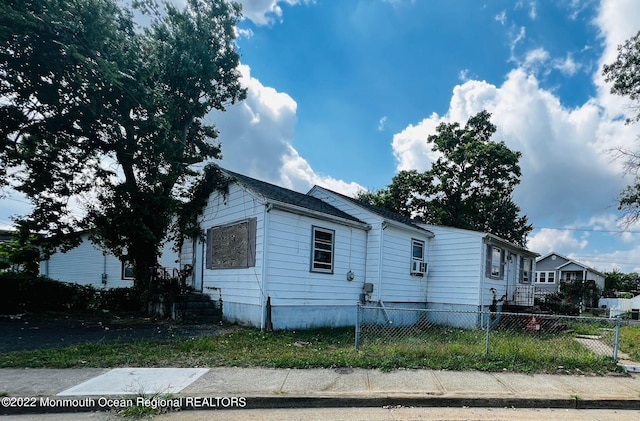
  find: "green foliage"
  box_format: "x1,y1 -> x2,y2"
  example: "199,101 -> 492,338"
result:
0,234 -> 41,275
358,111 -> 531,245
0,325 -> 624,375
0,0 -> 246,300
537,292 -> 580,316
602,30 -> 640,124
620,324 -> 640,362
604,269 -> 640,296
0,273 -> 141,315
560,279 -> 602,308
602,31 -> 640,226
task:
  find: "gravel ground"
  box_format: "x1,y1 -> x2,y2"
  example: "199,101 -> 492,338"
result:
0,314 -> 233,353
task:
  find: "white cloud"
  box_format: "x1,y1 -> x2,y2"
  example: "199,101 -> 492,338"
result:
495,10 -> 507,25
378,116 -> 388,131
527,228 -> 588,255
594,0 -> 640,121
211,64 -> 364,197
390,67 -> 636,228
509,26 -> 527,59
524,47 -> 549,66
280,145 -> 364,196
236,0 -> 307,26
552,53 -> 581,76
458,69 -> 471,82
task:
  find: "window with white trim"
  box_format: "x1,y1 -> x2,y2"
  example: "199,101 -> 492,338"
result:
121,261 -> 134,280
311,226 -> 334,273
520,257 -> 532,283
410,239 -> 427,275
535,271 -> 556,283
485,244 -> 504,280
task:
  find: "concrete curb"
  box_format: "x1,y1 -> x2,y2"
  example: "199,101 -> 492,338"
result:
2,395 -> 640,415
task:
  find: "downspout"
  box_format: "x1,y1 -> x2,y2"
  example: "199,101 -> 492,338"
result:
479,240 -> 486,326
260,203 -> 272,331
378,221 -> 387,303
199,234 -> 205,291
102,253 -> 107,286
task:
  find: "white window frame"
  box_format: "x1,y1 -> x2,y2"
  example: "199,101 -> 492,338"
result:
535,271 -> 556,284
311,226 -> 334,274
410,239 -> 427,276
521,257 -> 532,283
121,261 -> 134,280
491,246 -> 502,278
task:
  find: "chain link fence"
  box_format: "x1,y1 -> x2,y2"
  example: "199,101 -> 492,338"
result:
355,304 -> 622,361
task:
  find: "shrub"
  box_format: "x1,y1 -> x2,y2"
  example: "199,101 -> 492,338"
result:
0,273 -> 140,315
538,292 -> 579,316
95,287 -> 142,313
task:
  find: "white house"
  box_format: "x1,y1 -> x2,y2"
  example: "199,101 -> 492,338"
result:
419,224 -> 538,326
40,233 -> 180,288
181,169 -> 435,330
181,168 -> 539,330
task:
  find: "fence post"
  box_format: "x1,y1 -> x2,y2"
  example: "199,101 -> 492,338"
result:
613,316 -> 621,361
355,302 -> 361,352
485,312 -> 491,356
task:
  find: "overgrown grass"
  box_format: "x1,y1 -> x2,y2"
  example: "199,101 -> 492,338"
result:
620,324 -> 640,361
0,326 -> 627,375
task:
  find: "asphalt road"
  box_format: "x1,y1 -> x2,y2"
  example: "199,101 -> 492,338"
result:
2,407 -> 640,421
0,314 -> 228,352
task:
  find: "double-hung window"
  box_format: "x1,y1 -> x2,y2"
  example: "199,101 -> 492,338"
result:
485,244 -> 504,280
520,257 -> 532,283
536,271 -> 555,283
311,226 -> 334,273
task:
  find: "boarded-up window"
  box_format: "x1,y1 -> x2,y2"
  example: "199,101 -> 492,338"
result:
485,244 -> 504,280
206,218 -> 257,269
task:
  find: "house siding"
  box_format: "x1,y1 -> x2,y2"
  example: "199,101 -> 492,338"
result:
378,226 -> 428,303
264,209 -> 367,329
196,184 -> 266,326
307,187 -> 384,292
193,183 -> 370,329
307,186 -> 431,305
535,253 -> 606,294
264,209 -> 367,305
41,234 -> 179,288
421,225 -> 484,308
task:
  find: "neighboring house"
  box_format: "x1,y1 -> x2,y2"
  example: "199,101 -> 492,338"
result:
0,229 -> 13,243
418,225 -> 539,319
40,233 -> 179,288
181,169 -> 434,331
535,252 -> 606,296
181,168 -> 539,330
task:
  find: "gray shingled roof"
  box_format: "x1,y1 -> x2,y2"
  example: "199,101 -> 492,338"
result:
223,169 -> 366,225
314,187 -> 433,234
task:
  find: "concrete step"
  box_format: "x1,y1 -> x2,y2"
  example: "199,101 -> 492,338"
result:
172,293 -> 222,324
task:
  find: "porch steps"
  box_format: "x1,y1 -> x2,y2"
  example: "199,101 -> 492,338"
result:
172,292 -> 222,324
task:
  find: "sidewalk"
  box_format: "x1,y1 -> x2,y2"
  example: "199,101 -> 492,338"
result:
1,367 -> 640,415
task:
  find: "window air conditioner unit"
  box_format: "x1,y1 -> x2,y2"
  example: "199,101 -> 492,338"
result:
411,260 -> 428,276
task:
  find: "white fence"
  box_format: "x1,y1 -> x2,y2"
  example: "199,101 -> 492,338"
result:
599,296 -> 640,318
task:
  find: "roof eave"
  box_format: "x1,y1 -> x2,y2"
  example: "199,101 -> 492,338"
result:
267,200 -> 371,230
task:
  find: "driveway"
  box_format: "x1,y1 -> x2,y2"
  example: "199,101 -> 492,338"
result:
0,314 -> 230,352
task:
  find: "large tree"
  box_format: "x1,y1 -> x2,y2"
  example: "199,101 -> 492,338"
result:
0,0 -> 246,298
603,30 -> 640,226
359,111 -> 531,245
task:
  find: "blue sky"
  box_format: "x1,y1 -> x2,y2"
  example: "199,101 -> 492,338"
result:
2,0 -> 640,273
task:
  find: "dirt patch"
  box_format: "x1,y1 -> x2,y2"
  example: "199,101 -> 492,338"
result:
0,314 -> 241,353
